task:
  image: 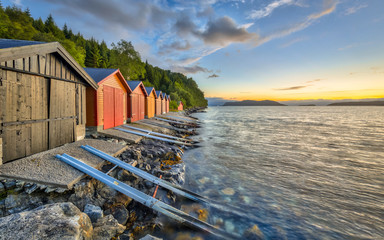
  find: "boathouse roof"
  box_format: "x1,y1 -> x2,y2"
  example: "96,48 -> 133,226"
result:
84,68 -> 118,83
0,39 -> 98,89
155,90 -> 163,99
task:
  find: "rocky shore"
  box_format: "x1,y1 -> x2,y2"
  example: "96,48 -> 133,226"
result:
0,109 -> 204,240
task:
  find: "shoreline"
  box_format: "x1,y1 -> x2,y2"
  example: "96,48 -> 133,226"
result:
0,108 -> 205,240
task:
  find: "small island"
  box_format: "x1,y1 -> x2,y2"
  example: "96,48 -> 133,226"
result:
223,100 -> 286,106
328,101 -> 384,106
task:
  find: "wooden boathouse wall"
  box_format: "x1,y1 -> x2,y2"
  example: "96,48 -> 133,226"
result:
0,40 -> 98,164
144,87 -> 156,119
85,68 -> 129,130
127,81 -> 147,122
155,90 -> 162,116
161,93 -> 166,114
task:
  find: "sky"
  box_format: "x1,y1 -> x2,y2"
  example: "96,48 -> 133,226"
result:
4,0 -> 384,102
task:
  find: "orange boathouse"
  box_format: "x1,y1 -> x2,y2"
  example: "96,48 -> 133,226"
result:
155,90 -> 162,116
84,68 -> 130,131
144,87 -> 156,119
178,101 -> 184,111
0,39 -> 98,163
127,81 -> 147,122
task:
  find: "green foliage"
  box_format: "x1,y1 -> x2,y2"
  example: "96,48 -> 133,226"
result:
169,100 -> 178,110
0,4 -> 208,108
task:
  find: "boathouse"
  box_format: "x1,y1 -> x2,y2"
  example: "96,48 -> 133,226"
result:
162,93 -> 167,114
84,68 -> 130,131
144,87 -> 156,119
155,90 -> 162,116
0,39 -> 98,164
166,95 -> 171,113
127,81 -> 147,122
178,101 -> 184,111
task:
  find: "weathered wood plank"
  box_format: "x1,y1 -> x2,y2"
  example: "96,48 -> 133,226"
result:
56,56 -> 61,78
40,54 -> 46,75
24,57 -> 29,72
30,55 -> 38,73
15,59 -> 23,71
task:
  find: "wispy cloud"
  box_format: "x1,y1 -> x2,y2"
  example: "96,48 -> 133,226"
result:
254,0 -> 338,46
275,85 -> 308,91
275,78 -> 322,91
208,74 -> 220,78
306,78 -> 322,84
344,4 -> 368,15
280,37 -> 307,48
247,0 -> 297,19
171,64 -> 212,74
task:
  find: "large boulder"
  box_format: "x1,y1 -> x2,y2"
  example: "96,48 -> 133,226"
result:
0,202 -> 93,240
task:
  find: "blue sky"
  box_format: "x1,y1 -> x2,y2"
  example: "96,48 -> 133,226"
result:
4,0 -> 384,101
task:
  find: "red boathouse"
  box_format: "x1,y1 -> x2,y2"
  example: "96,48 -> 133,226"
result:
84,68 -> 130,130
127,81 -> 147,122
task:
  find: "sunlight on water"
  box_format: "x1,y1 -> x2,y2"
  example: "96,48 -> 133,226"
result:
181,106 -> 384,239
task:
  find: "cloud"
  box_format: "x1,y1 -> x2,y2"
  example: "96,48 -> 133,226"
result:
254,0 -> 338,46
173,16 -> 257,47
248,0 -> 296,19
39,0 -> 173,31
344,4 -> 368,15
208,74 -> 219,78
280,37 -> 306,48
306,79 -> 322,83
197,17 -> 258,46
171,65 -> 212,74
159,41 -> 191,55
275,86 -> 308,90
11,0 -> 22,6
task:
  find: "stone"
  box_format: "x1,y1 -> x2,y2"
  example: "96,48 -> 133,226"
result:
25,184 -> 38,194
242,224 -> 265,240
140,234 -> 163,240
84,204 -> 104,223
130,160 -> 138,167
91,133 -> 99,139
93,215 -> 125,240
144,180 -> 154,189
5,193 -> 31,214
4,180 -> 16,190
0,182 -> 5,193
221,187 -> 235,196
145,164 -> 151,171
98,185 -> 117,199
224,220 -> 235,233
117,169 -> 132,181
0,202 -> 93,240
109,205 -> 129,225
198,177 -> 209,184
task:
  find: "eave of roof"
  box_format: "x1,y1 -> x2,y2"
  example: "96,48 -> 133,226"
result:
0,40 -> 98,90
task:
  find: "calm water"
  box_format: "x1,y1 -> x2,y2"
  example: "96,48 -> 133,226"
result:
181,106 -> 384,239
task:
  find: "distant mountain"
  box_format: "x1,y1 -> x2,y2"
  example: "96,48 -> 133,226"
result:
299,104 -> 316,106
328,101 -> 384,106
223,100 -> 286,106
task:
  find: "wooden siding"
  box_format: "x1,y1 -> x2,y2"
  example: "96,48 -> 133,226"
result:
145,91 -> 156,118
128,85 -> 146,122
0,53 -> 87,163
155,98 -> 162,116
161,99 -> 166,114
88,73 -> 127,127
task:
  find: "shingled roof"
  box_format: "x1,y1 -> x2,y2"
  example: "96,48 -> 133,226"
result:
145,87 -> 156,97
0,39 -> 46,49
155,90 -> 163,99
84,68 -> 118,83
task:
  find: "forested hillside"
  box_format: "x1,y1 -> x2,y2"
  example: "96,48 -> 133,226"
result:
0,5 -> 207,108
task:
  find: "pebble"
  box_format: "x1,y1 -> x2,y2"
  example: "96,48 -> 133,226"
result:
224,220 -> 235,233
221,187 -> 235,196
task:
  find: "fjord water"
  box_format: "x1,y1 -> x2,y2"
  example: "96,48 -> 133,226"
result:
183,106 -> 384,239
